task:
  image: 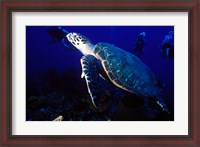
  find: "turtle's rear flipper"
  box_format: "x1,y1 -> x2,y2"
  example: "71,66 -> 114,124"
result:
155,97 -> 170,114
80,55 -> 102,109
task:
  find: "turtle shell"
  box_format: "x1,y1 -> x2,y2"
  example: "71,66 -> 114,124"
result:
94,42 -> 162,98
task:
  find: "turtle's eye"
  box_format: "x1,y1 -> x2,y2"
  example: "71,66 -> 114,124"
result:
81,39 -> 86,42
82,40 -> 87,44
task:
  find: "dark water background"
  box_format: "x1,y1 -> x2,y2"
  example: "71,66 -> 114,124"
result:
26,26 -> 174,121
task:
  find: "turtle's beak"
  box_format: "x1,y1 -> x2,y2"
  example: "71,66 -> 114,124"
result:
67,32 -> 78,44
66,33 -> 73,42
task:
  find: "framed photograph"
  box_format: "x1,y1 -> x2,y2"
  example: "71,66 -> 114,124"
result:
1,0 -> 199,146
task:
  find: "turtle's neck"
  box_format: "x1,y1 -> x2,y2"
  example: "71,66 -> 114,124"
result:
79,43 -> 95,56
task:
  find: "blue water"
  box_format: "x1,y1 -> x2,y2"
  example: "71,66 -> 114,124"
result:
26,26 -> 174,121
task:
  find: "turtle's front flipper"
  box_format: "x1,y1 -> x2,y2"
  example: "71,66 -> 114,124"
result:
80,55 -> 101,109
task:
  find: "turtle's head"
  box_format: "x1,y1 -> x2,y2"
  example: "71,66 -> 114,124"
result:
67,32 -> 94,55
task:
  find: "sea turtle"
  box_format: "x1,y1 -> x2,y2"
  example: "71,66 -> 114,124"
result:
66,32 -> 169,113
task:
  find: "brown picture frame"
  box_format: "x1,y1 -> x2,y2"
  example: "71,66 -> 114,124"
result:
0,0 -> 199,146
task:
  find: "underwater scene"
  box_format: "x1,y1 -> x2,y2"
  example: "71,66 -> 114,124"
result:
26,26 -> 174,121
